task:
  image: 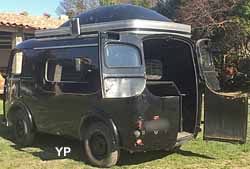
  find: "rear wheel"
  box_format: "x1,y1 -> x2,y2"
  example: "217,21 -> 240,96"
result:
83,122 -> 119,168
13,109 -> 35,146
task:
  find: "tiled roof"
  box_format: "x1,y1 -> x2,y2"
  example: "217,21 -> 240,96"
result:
0,13 -> 68,30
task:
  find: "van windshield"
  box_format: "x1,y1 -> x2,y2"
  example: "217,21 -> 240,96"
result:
105,44 -> 141,68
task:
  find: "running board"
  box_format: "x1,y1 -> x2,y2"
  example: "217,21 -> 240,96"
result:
175,132 -> 194,147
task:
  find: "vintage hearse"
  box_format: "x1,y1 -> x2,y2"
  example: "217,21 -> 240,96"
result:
2,5 -> 249,167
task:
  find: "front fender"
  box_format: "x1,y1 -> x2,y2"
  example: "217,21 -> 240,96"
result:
6,101 -> 34,127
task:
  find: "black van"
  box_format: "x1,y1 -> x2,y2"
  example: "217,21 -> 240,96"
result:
3,5 -> 248,168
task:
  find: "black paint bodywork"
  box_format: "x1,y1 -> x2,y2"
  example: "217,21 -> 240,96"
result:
4,33 -> 197,152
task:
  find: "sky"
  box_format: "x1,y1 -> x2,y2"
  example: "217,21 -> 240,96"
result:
0,0 -> 61,17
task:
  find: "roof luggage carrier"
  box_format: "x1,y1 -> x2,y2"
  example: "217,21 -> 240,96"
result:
35,5 -> 192,39
35,19 -> 191,39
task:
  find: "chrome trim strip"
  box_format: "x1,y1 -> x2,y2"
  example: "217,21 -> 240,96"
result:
124,30 -> 192,38
36,34 -> 98,41
35,19 -> 191,38
35,27 -> 71,37
80,19 -> 191,34
103,73 -> 145,78
34,43 -> 98,50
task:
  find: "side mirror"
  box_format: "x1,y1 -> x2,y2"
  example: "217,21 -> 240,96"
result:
12,52 -> 23,75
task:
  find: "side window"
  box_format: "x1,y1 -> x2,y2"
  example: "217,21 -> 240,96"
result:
46,58 -> 93,83
21,50 -> 33,78
11,52 -> 23,75
45,46 -> 100,93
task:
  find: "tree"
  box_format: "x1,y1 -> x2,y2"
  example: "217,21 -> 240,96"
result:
155,0 -> 182,19
232,0 -> 250,57
132,0 -> 151,8
57,0 -> 154,18
100,0 -> 120,6
56,0 -> 99,18
174,0 -> 250,64
176,0 -> 240,34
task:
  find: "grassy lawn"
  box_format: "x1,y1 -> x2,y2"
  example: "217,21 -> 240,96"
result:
0,101 -> 250,169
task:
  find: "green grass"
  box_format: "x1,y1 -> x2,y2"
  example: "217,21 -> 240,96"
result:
0,101 -> 250,169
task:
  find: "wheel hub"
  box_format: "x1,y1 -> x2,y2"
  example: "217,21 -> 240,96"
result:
89,132 -> 108,160
16,119 -> 26,137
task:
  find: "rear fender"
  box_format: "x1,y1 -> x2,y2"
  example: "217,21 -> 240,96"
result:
79,112 -> 120,150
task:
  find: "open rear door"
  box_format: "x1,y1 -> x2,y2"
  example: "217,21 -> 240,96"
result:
197,39 -> 248,143
99,32 -> 146,98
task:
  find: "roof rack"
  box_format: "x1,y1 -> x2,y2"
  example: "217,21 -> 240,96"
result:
35,19 -> 192,39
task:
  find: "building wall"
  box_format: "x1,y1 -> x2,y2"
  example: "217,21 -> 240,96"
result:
0,31 -> 12,71
0,49 -> 11,71
0,30 -> 30,72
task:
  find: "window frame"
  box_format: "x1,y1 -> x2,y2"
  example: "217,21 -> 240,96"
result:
43,44 -> 99,84
44,58 -> 90,84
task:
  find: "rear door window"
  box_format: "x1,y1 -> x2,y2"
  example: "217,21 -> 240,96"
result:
105,44 -> 141,68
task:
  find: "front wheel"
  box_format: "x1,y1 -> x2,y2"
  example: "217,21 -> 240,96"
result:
83,122 -> 120,168
13,109 -> 35,146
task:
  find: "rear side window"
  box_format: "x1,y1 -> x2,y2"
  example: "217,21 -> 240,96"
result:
46,58 -> 93,83
45,46 -> 100,93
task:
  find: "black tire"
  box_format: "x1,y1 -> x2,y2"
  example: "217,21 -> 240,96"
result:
83,122 -> 119,168
13,109 -> 35,146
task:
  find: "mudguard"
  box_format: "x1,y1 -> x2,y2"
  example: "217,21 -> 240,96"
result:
6,101 -> 34,127
79,112 -> 120,150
